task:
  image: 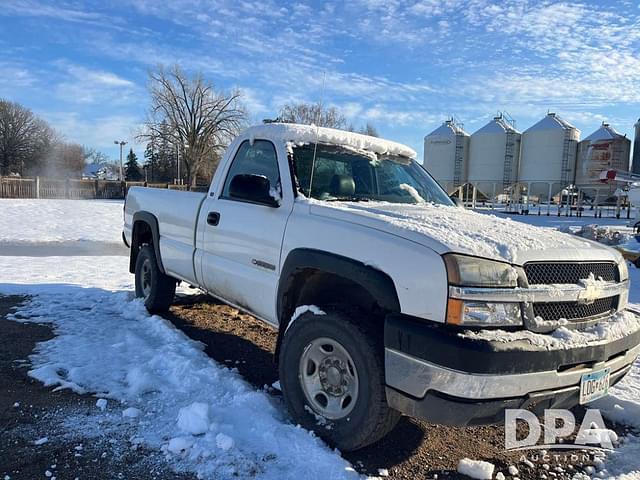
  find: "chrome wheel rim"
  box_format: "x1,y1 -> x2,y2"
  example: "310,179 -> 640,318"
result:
141,258 -> 152,299
299,337 -> 359,420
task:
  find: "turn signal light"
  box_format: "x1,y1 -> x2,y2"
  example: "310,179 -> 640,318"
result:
446,298 -> 463,325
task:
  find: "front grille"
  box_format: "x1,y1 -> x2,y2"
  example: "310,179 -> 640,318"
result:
532,296 -> 618,321
524,262 -> 617,285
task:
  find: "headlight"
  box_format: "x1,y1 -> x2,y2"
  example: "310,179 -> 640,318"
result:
444,254 -> 519,287
447,299 -> 522,326
444,254 -> 522,326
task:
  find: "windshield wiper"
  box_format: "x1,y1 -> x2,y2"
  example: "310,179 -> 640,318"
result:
324,196 -> 371,202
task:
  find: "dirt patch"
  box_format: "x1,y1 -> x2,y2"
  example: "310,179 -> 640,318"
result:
167,295 -> 619,480
0,295 -> 193,480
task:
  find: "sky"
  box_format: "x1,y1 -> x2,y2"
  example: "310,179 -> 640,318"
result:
1,0 -> 639,163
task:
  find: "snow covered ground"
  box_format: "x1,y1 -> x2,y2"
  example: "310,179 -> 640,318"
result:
0,199 -> 356,480
0,199 -> 124,244
1,199 -> 640,479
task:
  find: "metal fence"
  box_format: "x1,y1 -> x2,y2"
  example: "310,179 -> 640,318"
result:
446,179 -> 630,219
0,177 -> 203,200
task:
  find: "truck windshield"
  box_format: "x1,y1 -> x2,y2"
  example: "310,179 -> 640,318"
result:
292,144 -> 453,205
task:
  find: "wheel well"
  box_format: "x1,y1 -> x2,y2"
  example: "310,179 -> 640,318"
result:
291,269 -> 384,318
276,268 -> 393,362
129,220 -> 153,273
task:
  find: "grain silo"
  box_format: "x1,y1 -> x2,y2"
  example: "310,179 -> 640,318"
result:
633,119 -> 640,174
519,113 -> 580,199
423,118 -> 470,193
576,123 -> 630,187
468,114 -> 521,198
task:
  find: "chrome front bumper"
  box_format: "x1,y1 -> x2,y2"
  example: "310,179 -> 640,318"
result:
384,307 -> 640,426
385,343 -> 640,400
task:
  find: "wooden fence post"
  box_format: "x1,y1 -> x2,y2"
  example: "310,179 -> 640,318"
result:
35,176 -> 40,199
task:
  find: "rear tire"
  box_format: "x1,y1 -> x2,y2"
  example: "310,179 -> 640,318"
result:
279,308 -> 400,451
134,245 -> 176,313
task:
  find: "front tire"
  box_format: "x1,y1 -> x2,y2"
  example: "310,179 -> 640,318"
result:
279,308 -> 400,451
134,245 -> 176,313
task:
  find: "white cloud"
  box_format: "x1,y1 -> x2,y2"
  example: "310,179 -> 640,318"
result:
42,111 -> 144,152
0,62 -> 36,92
3,0 -> 640,156
52,61 -> 140,105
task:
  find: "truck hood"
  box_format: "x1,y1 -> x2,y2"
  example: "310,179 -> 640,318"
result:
308,201 -> 620,265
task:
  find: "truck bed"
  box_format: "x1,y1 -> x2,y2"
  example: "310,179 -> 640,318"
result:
124,187 -> 207,284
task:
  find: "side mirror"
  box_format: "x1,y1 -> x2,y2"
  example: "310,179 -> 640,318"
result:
229,174 -> 280,207
450,196 -> 464,208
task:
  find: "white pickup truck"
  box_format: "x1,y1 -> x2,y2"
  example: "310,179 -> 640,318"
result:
123,123 -> 640,451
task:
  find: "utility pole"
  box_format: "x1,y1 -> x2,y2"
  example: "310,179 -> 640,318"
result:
114,140 -> 127,181
176,144 -> 180,184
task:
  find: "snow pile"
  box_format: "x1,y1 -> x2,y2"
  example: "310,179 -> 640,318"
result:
567,224 -> 631,246
246,123 -> 417,159
8,292 -> 357,479
309,200 -> 601,263
599,435 -> 640,479
177,402 -> 210,436
460,308 -> 640,349
0,203 -> 356,479
122,407 -> 142,418
0,199 -> 124,244
456,458 -> 494,479
595,362 -> 640,431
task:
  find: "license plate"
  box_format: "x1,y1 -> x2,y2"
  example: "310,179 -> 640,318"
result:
579,368 -> 610,404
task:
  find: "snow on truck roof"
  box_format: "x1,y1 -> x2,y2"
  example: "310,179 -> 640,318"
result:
244,123 -> 417,159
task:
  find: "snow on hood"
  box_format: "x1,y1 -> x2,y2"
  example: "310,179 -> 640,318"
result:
244,123 -> 417,159
307,200 -> 615,264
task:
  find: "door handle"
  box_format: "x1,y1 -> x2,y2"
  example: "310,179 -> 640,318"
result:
207,211 -> 220,226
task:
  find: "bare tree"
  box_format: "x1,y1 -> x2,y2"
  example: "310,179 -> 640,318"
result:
53,142 -> 86,178
277,101 -> 347,129
359,122 -> 379,137
84,147 -> 109,166
0,99 -> 54,176
140,65 -> 247,187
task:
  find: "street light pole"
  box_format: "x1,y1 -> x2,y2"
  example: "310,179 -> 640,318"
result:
114,140 -> 127,181
176,144 -> 180,184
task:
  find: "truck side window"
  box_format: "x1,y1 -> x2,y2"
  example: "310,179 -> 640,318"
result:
221,140 -> 280,198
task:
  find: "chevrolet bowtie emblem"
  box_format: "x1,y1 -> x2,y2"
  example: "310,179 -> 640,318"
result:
577,281 -> 601,306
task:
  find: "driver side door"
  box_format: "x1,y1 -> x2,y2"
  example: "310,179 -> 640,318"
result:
198,139 -> 293,324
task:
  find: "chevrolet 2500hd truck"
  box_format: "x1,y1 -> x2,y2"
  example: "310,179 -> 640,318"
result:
123,123 -> 640,451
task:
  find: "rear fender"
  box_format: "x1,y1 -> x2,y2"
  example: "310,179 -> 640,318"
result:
129,211 -> 165,274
